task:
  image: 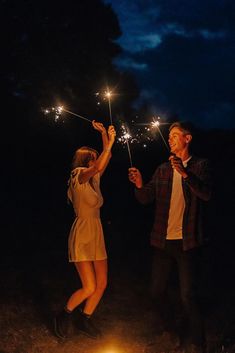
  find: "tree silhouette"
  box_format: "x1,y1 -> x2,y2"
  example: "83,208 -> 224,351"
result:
1,0 -> 138,122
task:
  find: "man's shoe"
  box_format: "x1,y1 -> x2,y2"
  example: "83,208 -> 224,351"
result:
54,310 -> 71,339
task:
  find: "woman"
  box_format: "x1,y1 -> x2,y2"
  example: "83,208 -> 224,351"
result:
54,120 -> 116,339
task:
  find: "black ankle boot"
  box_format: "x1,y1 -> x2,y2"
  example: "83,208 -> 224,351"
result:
75,310 -> 102,339
54,309 -> 72,339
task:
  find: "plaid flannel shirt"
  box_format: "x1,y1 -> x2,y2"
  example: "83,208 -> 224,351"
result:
135,156 -> 212,251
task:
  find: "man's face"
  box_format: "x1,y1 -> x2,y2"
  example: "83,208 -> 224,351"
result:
168,127 -> 191,154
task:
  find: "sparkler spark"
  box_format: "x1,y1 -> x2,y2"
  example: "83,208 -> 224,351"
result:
106,90 -> 113,125
105,91 -> 111,98
151,117 -> 169,151
118,124 -> 133,167
43,106 -> 92,123
151,120 -> 160,128
133,116 -> 170,151
95,88 -> 114,125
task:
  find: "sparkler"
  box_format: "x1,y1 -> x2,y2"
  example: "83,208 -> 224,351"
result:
118,124 -> 133,167
95,88 -> 114,125
43,106 -> 92,123
105,89 -> 113,125
132,115 -> 170,151
151,117 -> 170,152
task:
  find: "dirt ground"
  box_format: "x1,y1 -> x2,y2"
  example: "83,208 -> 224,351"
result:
0,255 -> 235,353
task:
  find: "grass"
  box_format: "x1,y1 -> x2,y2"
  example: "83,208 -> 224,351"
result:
0,251 -> 235,353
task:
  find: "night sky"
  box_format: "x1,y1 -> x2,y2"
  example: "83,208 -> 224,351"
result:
1,0 -> 234,245
105,0 -> 235,128
1,2 -> 235,351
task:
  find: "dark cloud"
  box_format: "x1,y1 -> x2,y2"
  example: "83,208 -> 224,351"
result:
154,0 -> 235,31
104,0 -> 235,128
135,34 -> 235,126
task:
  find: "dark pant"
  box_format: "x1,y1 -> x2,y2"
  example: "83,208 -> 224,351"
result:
151,240 -> 204,346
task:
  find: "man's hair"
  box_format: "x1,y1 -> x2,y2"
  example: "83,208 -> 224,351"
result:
169,121 -> 194,135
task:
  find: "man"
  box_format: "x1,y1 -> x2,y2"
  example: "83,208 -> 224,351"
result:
128,121 -> 212,353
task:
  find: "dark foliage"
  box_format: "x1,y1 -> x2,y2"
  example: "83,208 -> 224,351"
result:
1,0 -> 138,112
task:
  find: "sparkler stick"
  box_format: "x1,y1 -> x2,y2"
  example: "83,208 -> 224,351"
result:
151,118 -> 170,152
119,124 -> 133,167
95,88 -> 114,125
62,108 -> 92,123
105,89 -> 113,125
126,138 -> 133,167
44,106 -> 92,123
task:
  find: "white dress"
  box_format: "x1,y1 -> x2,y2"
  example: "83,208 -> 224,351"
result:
67,167 -> 107,262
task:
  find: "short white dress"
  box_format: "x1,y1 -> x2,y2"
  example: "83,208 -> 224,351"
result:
67,167 -> 107,262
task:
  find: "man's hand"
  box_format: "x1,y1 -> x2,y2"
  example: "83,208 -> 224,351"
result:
128,167 -> 143,188
169,155 -> 188,178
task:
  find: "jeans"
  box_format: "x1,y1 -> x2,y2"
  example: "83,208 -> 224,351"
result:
151,240 -> 204,346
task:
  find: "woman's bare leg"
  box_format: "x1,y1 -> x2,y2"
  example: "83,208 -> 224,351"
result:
66,261 -> 96,312
83,259 -> 108,315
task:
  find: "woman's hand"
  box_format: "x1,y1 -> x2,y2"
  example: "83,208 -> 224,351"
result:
92,120 -> 106,134
108,125 -> 116,143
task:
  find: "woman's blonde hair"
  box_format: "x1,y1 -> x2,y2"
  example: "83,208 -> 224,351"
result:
71,146 -> 99,170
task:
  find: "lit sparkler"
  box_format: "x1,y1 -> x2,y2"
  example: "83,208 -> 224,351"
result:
95,88 -> 114,125
105,89 -> 113,125
151,117 -> 170,152
118,124 -> 133,167
43,106 -> 92,123
131,115 -> 168,150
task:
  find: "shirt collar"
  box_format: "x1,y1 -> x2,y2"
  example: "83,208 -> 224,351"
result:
182,156 -> 192,167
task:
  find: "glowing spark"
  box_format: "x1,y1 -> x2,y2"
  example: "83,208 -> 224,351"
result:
105,89 -> 113,125
152,116 -> 169,151
130,115 -> 170,150
57,106 -> 63,114
119,124 -> 133,167
95,88 -> 114,124
43,106 -> 92,123
151,120 -> 160,127
105,91 -> 111,98
123,132 -> 131,140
